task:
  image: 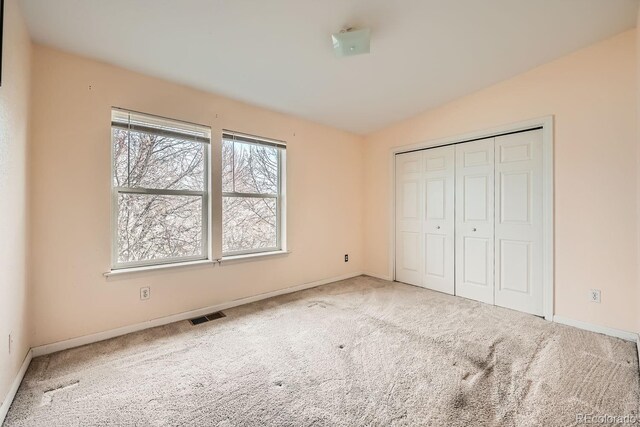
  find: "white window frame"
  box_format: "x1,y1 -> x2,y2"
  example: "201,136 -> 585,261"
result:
221,131 -> 287,257
110,108 -> 211,270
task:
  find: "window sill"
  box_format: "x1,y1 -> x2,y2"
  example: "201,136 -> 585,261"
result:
219,250 -> 291,265
103,251 -> 290,276
104,259 -> 215,277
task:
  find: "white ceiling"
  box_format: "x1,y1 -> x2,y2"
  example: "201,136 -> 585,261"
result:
20,0 -> 638,134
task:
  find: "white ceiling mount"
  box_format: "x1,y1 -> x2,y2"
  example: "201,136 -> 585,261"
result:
332,28 -> 371,57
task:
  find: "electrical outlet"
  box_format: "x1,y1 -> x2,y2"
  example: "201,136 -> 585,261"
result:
140,286 -> 150,301
344,254 -> 349,262
589,289 -> 601,303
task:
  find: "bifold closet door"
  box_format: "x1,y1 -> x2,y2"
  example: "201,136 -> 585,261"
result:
397,129 -> 545,315
455,138 -> 495,305
494,130 -> 543,316
395,152 -> 422,286
395,147 -> 455,293
422,146 -> 455,294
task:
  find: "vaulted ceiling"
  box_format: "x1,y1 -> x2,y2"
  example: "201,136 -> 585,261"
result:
20,0 -> 639,134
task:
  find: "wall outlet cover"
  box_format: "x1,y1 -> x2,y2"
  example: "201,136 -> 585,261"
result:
589,289 -> 601,303
140,287 -> 151,301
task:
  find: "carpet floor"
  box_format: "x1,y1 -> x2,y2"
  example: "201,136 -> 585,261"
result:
4,275 -> 639,426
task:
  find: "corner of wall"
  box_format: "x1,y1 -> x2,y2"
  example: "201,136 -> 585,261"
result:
25,7 -> 36,365
636,12 -> 640,335
0,0 -> 35,416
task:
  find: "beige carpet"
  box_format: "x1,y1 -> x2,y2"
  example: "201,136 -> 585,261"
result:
5,276 -> 639,426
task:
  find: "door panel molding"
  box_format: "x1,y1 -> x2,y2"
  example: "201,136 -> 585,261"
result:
494,129 -> 543,315
394,145 -> 455,294
455,138 -> 495,305
395,152 -> 422,286
422,146 -> 455,294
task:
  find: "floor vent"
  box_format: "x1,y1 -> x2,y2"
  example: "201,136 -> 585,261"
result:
189,311 -> 226,325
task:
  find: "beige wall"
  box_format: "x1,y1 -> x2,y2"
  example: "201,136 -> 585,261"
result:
364,30 -> 638,332
0,0 -> 32,407
28,46 -> 365,347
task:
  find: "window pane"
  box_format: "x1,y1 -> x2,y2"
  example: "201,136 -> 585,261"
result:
222,139 -> 234,193
223,196 -> 277,253
113,129 -> 205,191
222,140 -> 278,194
118,193 -> 203,264
112,128 -> 130,187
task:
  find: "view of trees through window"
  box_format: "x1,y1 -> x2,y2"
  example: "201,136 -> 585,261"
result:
113,126 -> 207,266
111,111 -> 283,268
222,138 -> 280,254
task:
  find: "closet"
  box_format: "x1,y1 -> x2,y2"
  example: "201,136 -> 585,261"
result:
395,128 -> 544,316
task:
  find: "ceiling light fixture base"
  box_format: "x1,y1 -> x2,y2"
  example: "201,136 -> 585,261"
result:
332,28 -> 370,57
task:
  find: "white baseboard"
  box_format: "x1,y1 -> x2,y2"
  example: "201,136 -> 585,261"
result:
32,272 -> 363,357
553,315 -> 639,342
363,272 -> 392,281
0,349 -> 33,425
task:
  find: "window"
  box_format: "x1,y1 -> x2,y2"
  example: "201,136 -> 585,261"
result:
111,109 -> 210,269
222,131 -> 286,256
